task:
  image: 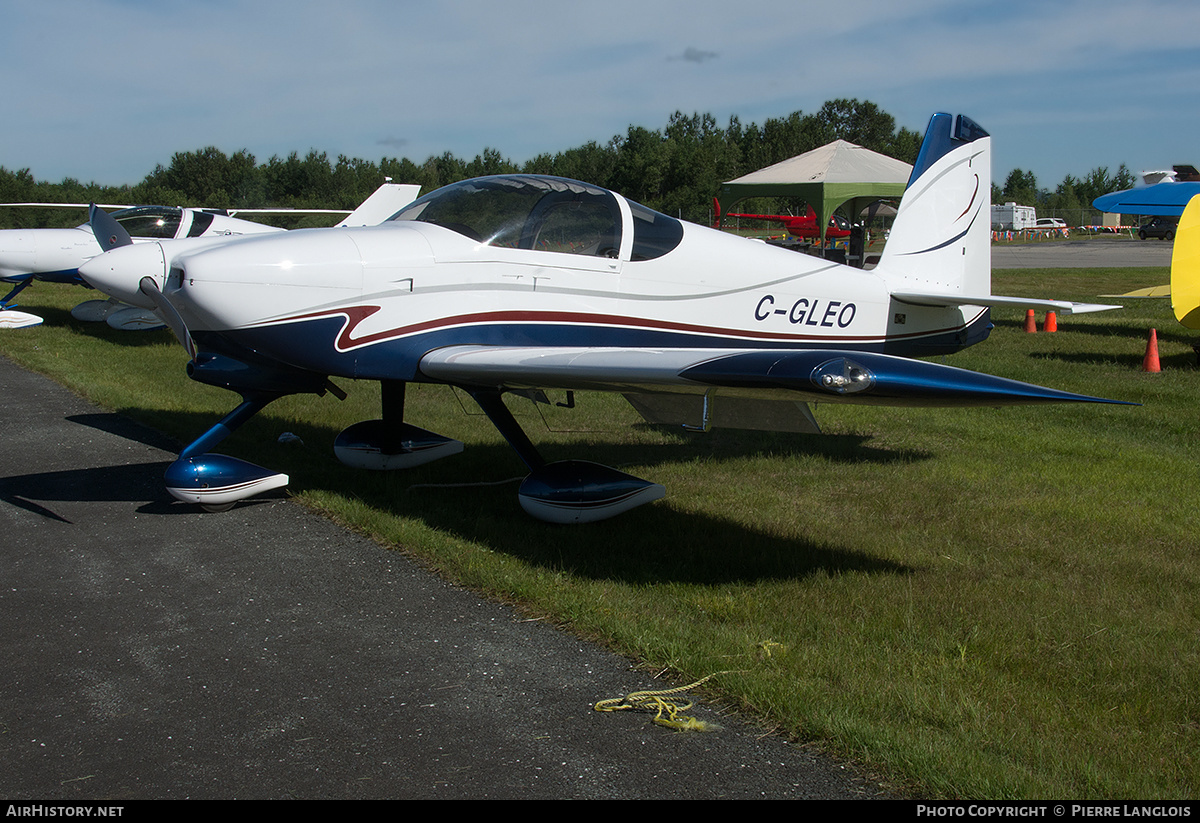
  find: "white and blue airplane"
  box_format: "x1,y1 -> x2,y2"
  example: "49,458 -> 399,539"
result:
79,113 -> 1129,523
0,182 -> 419,329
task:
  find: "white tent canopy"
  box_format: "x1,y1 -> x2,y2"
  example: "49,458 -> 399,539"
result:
719,140 -> 912,242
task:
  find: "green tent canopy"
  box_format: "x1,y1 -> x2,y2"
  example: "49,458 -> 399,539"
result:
719,139 -> 912,244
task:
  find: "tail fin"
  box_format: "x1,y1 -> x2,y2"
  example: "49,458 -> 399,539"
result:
338,183 -> 422,227
1171,195 -> 1200,328
876,113 -> 992,298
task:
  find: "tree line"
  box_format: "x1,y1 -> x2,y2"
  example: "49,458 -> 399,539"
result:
995,165 -> 1137,220
0,99 -> 1134,229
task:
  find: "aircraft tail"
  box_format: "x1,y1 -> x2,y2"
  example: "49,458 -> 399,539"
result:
1171,194 -> 1200,328
338,183 -> 422,227
875,113 -> 992,298
875,114 -> 1118,316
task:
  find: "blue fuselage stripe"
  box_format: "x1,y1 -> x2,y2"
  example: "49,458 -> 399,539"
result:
194,310 -> 993,384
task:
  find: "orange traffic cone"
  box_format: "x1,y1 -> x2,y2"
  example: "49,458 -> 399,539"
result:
1143,328 -> 1161,372
1023,309 -> 1037,333
1043,311 -> 1057,333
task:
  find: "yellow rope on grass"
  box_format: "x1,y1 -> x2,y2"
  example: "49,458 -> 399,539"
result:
593,673 -> 726,732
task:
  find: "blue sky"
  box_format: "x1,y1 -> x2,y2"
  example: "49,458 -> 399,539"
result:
3,0 -> 1198,192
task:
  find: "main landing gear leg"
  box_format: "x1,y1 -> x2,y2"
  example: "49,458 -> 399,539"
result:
468,389 -> 665,524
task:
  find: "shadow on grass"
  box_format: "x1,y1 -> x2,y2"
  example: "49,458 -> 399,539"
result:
18,302 -> 176,348
0,369 -> 923,583
283,429 -> 920,586
393,481 -> 915,586
23,403 -> 921,586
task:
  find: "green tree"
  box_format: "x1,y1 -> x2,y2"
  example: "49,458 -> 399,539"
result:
1000,168 -> 1040,205
142,147 -> 263,207
813,98 -> 897,153
609,125 -> 668,207
531,140 -> 618,187
465,148 -> 518,178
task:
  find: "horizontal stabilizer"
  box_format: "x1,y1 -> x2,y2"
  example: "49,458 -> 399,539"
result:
891,292 -> 1121,315
1101,285 -> 1170,298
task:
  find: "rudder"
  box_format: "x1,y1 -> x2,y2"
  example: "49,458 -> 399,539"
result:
876,113 -> 992,299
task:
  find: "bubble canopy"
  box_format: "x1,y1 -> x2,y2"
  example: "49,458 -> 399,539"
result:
387,174 -> 683,261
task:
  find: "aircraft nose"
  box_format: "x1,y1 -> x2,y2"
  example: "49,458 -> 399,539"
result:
174,230 -> 366,287
168,230 -> 366,330
78,242 -> 166,309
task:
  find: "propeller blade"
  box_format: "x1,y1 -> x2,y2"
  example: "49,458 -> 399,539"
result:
88,203 -> 133,251
138,276 -> 196,360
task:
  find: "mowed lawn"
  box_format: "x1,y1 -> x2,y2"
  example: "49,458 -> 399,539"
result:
0,263 -> 1195,799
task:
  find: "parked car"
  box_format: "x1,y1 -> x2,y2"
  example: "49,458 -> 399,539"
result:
1139,217 -> 1177,241
1034,217 -> 1067,229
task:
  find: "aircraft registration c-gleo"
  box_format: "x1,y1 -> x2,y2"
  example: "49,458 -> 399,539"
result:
79,113 -> 1131,523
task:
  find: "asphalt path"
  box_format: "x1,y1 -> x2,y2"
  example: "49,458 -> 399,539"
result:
992,234 -> 1173,268
0,356 -> 888,800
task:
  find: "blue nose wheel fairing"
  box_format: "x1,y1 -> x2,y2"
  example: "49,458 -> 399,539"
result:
165,454 -> 289,512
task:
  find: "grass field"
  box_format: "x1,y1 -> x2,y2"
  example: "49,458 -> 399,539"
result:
0,264 -> 1196,799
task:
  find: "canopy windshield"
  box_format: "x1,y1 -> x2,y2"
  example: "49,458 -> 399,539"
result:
108,206 -> 184,239
390,175 -> 622,258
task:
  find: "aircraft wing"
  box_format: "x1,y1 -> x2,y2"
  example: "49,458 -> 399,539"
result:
890,292 -> 1120,314
229,183 -> 421,225
1,202 -> 348,217
419,345 -> 1129,410
1093,181 -> 1200,217
0,202 -> 129,209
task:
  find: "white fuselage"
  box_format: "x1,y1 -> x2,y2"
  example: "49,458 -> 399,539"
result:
157,214 -> 977,383
0,209 -> 283,283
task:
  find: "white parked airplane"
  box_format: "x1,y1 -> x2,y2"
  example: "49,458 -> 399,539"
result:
0,182 -> 420,329
79,114 -> 1129,523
